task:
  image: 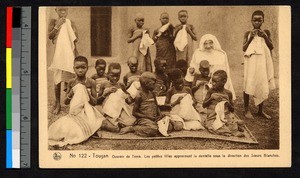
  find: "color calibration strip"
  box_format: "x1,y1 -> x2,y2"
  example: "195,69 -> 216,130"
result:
6,6 -> 31,168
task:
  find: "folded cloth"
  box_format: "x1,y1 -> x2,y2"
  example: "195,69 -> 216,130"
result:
102,89 -> 127,119
211,101 -> 227,130
170,93 -> 202,122
139,30 -> 154,56
126,81 -> 141,99
169,114 -> 204,130
48,19 -> 77,73
157,116 -> 171,137
48,84 -> 104,147
244,35 -> 264,57
174,25 -> 188,51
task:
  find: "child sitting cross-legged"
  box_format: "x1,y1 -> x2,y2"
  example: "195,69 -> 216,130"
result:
203,70 -> 245,137
97,63 -> 136,133
165,69 -> 205,131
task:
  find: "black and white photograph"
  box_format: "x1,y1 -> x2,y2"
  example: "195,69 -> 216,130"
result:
38,6 -> 291,168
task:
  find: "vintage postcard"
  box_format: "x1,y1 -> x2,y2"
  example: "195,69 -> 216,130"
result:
39,6 -> 291,168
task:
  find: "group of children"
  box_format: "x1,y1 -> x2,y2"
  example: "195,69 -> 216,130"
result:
48,8 -> 275,144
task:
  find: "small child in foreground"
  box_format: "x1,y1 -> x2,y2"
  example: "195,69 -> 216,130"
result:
203,70 -> 244,137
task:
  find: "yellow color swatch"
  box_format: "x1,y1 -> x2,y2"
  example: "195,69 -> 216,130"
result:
6,48 -> 12,88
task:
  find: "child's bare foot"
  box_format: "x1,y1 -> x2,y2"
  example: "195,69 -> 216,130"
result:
257,111 -> 271,119
244,110 -> 254,119
119,126 -> 133,135
53,102 -> 61,115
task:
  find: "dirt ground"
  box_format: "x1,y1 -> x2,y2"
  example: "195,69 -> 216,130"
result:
47,64 -> 279,150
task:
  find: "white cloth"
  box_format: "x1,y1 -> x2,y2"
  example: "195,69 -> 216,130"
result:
48,84 -> 104,147
170,93 -> 202,122
158,23 -> 171,33
244,36 -> 264,57
157,116 -> 171,137
169,114 -> 204,131
139,30 -> 154,56
186,34 -> 236,100
244,35 -> 275,105
174,25 -> 188,51
211,101 -> 227,130
102,89 -> 127,119
126,81 -> 141,99
48,19 -> 77,74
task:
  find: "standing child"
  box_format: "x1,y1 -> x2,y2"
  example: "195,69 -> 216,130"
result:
243,10 -> 275,119
119,72 -> 162,137
174,10 -> 197,64
97,63 -> 135,132
203,70 -> 244,137
91,59 -> 108,96
48,56 -> 104,147
128,13 -> 153,72
48,7 -> 78,114
192,60 -> 211,113
153,12 -> 176,71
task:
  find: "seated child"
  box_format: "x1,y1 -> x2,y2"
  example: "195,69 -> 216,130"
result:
48,56 -> 105,147
165,69 -> 204,131
175,59 -> 191,87
203,70 -> 245,137
97,63 -> 135,132
191,60 -> 211,113
91,59 -> 108,95
153,58 -> 170,97
123,56 -> 142,99
119,72 -> 162,137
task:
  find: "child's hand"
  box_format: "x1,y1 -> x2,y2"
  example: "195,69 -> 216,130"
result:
67,89 -> 74,99
211,93 -> 222,102
189,67 -> 195,74
249,29 -> 257,38
55,17 -> 66,28
125,95 -> 133,104
176,96 -> 184,104
103,87 -> 117,96
226,103 -> 235,112
185,25 -> 192,34
257,30 -> 267,38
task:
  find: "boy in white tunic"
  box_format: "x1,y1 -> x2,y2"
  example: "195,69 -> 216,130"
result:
243,10 -> 275,119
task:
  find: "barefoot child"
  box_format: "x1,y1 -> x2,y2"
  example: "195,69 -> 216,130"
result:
192,60 -> 211,113
120,72 -> 162,137
174,10 -> 197,64
203,70 -> 244,137
153,12 -> 176,71
97,63 -> 135,132
166,69 -> 204,131
243,10 -> 275,119
128,13 -> 152,72
48,7 -> 78,114
48,56 -> 104,147
91,59 -> 108,96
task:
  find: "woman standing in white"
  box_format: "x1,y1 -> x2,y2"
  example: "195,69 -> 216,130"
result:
186,34 -> 236,100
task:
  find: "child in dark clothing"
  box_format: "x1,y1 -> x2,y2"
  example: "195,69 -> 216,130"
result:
120,72 -> 163,137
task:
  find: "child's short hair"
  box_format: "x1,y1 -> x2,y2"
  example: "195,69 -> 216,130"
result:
178,10 -> 188,15
95,58 -> 106,67
200,60 -> 210,69
127,56 -> 138,64
252,10 -> 264,19
175,59 -> 188,69
140,72 -> 156,87
74,56 -> 88,65
108,63 -> 121,73
160,12 -> 169,18
154,57 -> 166,66
169,68 -> 184,82
213,70 -> 227,81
